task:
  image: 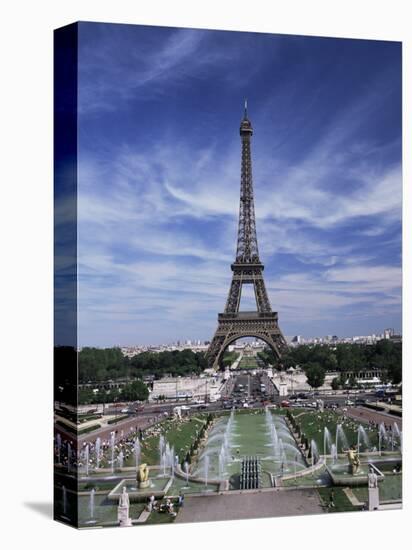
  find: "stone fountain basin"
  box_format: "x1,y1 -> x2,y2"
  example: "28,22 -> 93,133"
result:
108,477 -> 173,502
326,461 -> 385,487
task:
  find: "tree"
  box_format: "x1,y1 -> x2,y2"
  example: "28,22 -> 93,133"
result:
331,377 -> 340,391
305,363 -> 326,389
222,351 -> 239,367
78,387 -> 95,404
122,380 -> 149,402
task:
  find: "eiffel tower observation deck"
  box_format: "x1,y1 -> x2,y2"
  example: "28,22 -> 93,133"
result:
206,102 -> 288,369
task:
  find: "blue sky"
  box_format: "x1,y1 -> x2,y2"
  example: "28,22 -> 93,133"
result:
77,22 -> 402,346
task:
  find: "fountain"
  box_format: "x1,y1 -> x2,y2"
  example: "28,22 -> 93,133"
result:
110,431 -> 116,473
357,425 -> 370,454
204,455 -> 209,488
279,439 -> 287,464
394,423 -> 402,452
335,424 -> 348,454
159,441 -> 175,478
310,439 -> 319,467
188,409 -> 306,489
183,461 -> 190,487
134,437 -> 141,470
170,445 -> 175,478
331,443 -> 338,464
84,444 -> 89,476
323,427 -> 331,457
218,447 -> 226,478
266,408 -> 280,457
161,453 -> 166,477
378,423 -> 387,455
85,488 -> 97,524
159,435 -> 165,463
118,450 -> 124,470
95,437 -> 101,469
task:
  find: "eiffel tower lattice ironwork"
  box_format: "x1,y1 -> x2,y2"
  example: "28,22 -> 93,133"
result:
206,102 -> 288,369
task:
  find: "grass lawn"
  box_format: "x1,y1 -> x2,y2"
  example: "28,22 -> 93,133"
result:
134,415 -> 209,466
290,409 -> 379,454
238,356 -> 259,369
317,487 -> 359,513
145,510 -> 176,525
352,474 -> 402,503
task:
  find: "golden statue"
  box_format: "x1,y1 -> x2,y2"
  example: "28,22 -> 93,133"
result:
347,448 -> 360,475
137,463 -> 150,488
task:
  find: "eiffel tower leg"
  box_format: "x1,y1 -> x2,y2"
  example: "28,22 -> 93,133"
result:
270,332 -> 289,356
206,334 -> 225,370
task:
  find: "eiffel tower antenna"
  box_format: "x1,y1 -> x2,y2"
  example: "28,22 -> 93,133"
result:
206,105 -> 288,369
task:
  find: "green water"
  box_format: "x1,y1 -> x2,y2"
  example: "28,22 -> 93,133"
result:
193,410 -> 306,488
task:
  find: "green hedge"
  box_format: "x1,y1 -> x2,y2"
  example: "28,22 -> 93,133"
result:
78,423 -> 101,434
107,415 -> 130,425
364,403 -> 385,412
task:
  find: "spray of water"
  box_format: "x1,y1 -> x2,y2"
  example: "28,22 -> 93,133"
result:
95,437 -> 101,469
134,438 -> 141,470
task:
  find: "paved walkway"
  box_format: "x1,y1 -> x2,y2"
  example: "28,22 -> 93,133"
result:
176,489 -> 324,524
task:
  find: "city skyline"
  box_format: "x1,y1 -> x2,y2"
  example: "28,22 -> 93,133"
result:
87,326 -> 401,351
77,23 -> 402,346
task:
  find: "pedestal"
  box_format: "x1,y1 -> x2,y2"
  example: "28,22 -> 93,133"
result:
368,486 -> 379,511
118,505 -> 132,526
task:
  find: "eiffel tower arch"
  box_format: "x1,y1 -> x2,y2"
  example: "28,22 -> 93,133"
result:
206,102 -> 288,369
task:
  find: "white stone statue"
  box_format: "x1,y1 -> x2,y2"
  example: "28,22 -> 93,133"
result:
368,470 -> 378,489
146,494 -> 155,512
118,486 -> 132,526
368,468 -> 379,511
119,486 -> 130,507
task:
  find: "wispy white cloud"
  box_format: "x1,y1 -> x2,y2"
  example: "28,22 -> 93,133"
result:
74,27 -> 401,344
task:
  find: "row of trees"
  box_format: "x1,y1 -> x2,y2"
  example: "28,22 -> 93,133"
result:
221,350 -> 240,367
78,347 -> 208,383
79,379 -> 149,405
258,340 -> 402,387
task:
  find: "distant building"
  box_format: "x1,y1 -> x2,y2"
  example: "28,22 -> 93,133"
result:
384,328 -> 395,339
150,375 -> 223,402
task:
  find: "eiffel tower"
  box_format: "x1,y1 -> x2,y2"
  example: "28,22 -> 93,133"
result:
206,102 -> 288,369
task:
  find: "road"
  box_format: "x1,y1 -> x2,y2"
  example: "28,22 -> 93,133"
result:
55,371 -> 401,446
